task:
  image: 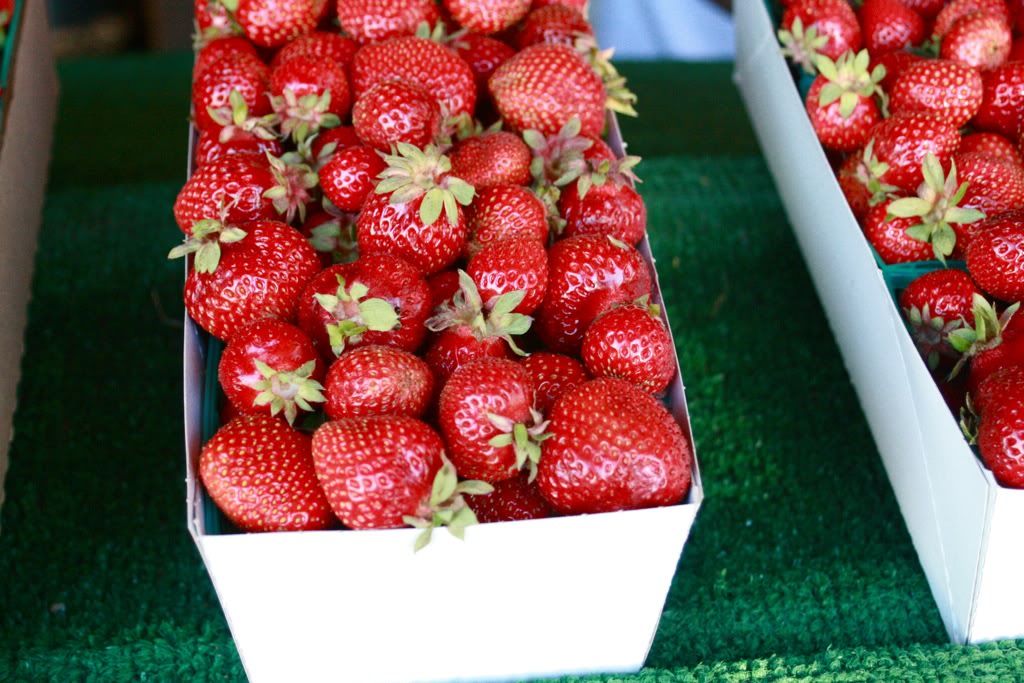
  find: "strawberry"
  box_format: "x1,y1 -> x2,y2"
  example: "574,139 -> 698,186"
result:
466,185 -> 549,257
174,155 -> 277,234
310,125 -> 361,166
324,345 -> 435,419
336,0 -> 441,45
959,132 -> 1023,166
195,0 -> 241,44
227,0 -> 320,48
889,59 -> 983,128
977,383 -> 1024,488
1010,36 -> 1024,62
559,156 -> 646,244
449,131 -> 532,191
269,55 -> 351,143
439,357 -> 548,481
352,35 -> 478,117
192,51 -> 271,134
537,234 -> 653,354
449,32 -> 516,88
515,4 -> 593,50
445,0 -> 531,34
426,327 -> 514,380
582,296 -> 675,394
837,143 -> 897,221
956,152 -> 1024,218
270,31 -> 358,71
974,62 -> 1024,137
865,113 -> 961,193
859,0 -> 926,56
779,0 -> 862,72
521,116 -> 610,189
934,0 -> 1010,38
219,319 -> 326,424
428,269 -> 462,312
200,415 -> 336,532
519,351 -> 588,414
352,81 -> 443,152
536,378 -> 692,514
301,210 -> 358,265
357,143 -> 474,275
489,44 -> 606,137
319,144 -> 386,212
194,130 -> 283,169
974,364 -> 1024,417
296,253 -> 431,357
468,238 -> 548,314
901,0 -> 944,18
900,268 -> 980,367
177,220 -> 321,341
805,51 -> 884,153
941,12 -> 1012,71
966,213 -> 1024,302
874,49 -> 923,93
948,294 -> 1024,395
863,200 -> 937,264
469,473 -> 553,523
194,37 -> 258,80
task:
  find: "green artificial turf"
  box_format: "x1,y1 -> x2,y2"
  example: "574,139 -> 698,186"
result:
1,53 -> 1022,681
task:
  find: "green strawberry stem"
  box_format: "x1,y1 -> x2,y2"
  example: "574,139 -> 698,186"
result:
814,50 -> 885,120
270,88 -> 342,145
904,303 -> 963,370
426,271 -> 533,356
403,455 -> 493,552
315,275 -> 401,356
207,89 -> 281,143
778,17 -> 829,75
167,217 -> 247,274
374,143 -> 475,227
264,151 -> 318,224
247,359 -> 326,425
856,140 -> 899,207
947,295 -> 1020,378
487,408 -> 552,482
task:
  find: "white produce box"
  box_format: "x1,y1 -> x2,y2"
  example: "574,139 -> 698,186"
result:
733,0 -> 1024,645
182,115 -> 705,682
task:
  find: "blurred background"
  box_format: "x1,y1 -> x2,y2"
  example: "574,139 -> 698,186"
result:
47,0 -> 734,59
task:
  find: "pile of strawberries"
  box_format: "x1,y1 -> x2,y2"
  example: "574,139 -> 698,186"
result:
778,0 -> 1024,488
174,0 -> 693,547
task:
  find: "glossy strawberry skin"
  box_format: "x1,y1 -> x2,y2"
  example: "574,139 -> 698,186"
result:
940,12 -> 1012,71
519,351 -> 588,414
425,329 -> 512,381
234,0 -> 320,48
900,269 -> 979,326
428,270 -> 462,312
515,4 -> 594,50
869,113 -> 961,192
890,59 -> 983,128
489,44 -> 606,137
310,125 -> 362,164
470,473 -> 553,523
357,191 -> 468,275
559,179 -> 647,245
537,234 -> 653,354
450,32 -> 516,88
445,0 -> 531,34
466,185 -> 549,256
438,358 -> 536,482
218,319 -> 324,417
956,152 -> 1024,218
449,132 -> 532,191
296,254 -> 431,356
319,145 -> 387,212
537,378 -> 692,515
859,0 -> 926,56
336,0 -> 441,45
200,415 -> 336,532
969,311 -> 1024,397
270,55 -> 352,119
837,152 -> 872,221
978,396 -> 1024,488
185,221 -> 322,341
805,76 -> 881,153
875,50 -> 923,93
352,36 -> 478,117
270,31 -> 358,71
324,345 -> 434,419
311,416 -> 445,529
352,81 -> 442,152
174,155 -> 279,234
582,303 -> 676,393
194,37 -> 260,80
975,364 -> 1024,417
194,131 -> 284,170
974,63 -> 1024,137
934,0 -> 1010,38
862,201 -> 935,264
469,238 -> 549,314
192,51 -> 271,133
965,214 -> 1024,303
781,0 -> 863,61
958,132 -> 1023,166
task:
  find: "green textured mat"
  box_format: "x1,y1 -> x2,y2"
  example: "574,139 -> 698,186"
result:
1,54 -> 1022,681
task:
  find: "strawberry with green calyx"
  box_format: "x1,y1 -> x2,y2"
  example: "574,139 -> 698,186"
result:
309,126 -> 362,168
866,113 -> 961,193
194,0 -> 242,46
559,154 -> 646,245
192,50 -> 271,134
572,35 -> 638,118
838,141 -> 899,220
900,269 -> 980,369
948,295 -> 1022,382
778,17 -> 831,74
780,0 -> 862,66
885,153 -> 986,261
582,295 -> 675,393
205,89 -> 282,146
522,117 -> 593,189
315,276 -> 399,356
168,217 -> 248,274
264,151 -> 319,224
402,455 -> 494,551
195,129 -> 284,170
269,55 -> 349,144
806,50 -> 885,153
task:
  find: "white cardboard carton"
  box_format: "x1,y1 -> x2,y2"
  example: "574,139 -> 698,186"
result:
733,0 -> 1024,645
183,116 -> 705,682
0,0 -> 59,519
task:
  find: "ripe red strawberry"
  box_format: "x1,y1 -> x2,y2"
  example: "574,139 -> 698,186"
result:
466,185 -> 549,257
310,125 -> 361,166
519,351 -> 588,414
948,293 -> 1024,395
515,4 -> 593,50
863,200 -> 936,264
900,269 -> 980,367
269,55 -> 351,142
956,152 -> 1024,218
270,31 -> 358,71
521,116 -> 610,189
195,0 -> 241,44
319,145 -> 386,212
974,62 -> 1024,137
559,156 -> 647,244
974,364 -> 1024,417
859,0 -> 926,56
874,49 -> 923,93
537,378 -> 692,514
179,220 -> 321,341
324,345 -> 434,419
959,132 -> 1023,166
174,155 -> 277,234
192,51 -> 271,134
445,0 -> 530,34
941,12 -> 1012,71
779,0 -> 862,71
1010,36 -> 1024,62
890,59 -> 983,128
582,297 -> 675,393
805,51 -> 884,153
219,319 -> 325,423
426,327 -> 514,380
352,36 -> 478,117
195,37 -> 258,80
449,32 -> 516,88
901,0 -> 943,18
537,234 -> 653,354
428,269 -> 462,311
230,0 -> 320,48
336,0 -> 441,45
357,144 -> 474,275
194,130 -> 284,169
966,213 -> 1024,302
837,144 -> 897,221
489,44 -> 606,137
977,386 -> 1024,488
301,210 -> 358,265
449,132 -> 532,191
934,0 -> 1010,38
438,357 -> 546,482
352,81 -> 443,152
200,414 -> 336,532
470,473 -> 553,523
866,113 -> 961,193
468,238 -> 548,314
296,253 -> 431,357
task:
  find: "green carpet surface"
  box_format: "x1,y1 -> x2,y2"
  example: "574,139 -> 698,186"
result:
1,53 -> 1021,681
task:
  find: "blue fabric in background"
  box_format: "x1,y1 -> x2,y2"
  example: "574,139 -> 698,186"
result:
591,0 -> 735,61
